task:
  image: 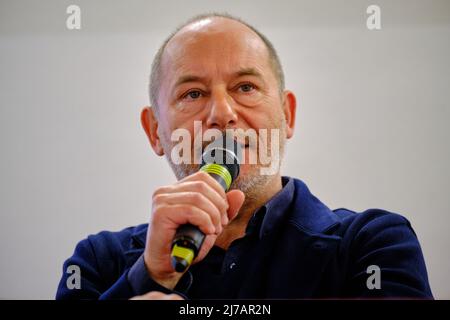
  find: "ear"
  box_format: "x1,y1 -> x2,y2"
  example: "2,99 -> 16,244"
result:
140,106 -> 165,156
282,90 -> 297,139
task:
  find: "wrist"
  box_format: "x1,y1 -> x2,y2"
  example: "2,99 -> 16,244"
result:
143,256 -> 183,290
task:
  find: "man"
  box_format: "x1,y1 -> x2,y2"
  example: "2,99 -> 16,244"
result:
56,13 -> 433,299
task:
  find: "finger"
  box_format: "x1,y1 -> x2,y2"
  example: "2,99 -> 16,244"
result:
161,293 -> 184,300
130,291 -> 184,300
226,190 -> 245,221
154,192 -> 223,233
193,233 -> 217,264
157,204 -> 217,235
154,181 -> 228,219
178,171 -> 227,200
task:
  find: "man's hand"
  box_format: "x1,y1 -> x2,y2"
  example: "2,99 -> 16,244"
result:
130,291 -> 184,300
143,171 -> 245,290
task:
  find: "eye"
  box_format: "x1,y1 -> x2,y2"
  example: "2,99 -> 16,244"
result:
238,83 -> 256,93
183,90 -> 203,100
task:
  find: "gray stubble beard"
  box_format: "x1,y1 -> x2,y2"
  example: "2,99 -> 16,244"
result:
158,120 -> 287,202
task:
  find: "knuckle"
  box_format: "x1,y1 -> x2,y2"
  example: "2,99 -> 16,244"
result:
193,181 -> 208,193
183,205 -> 196,216
196,171 -> 210,180
219,200 -> 228,213
152,205 -> 163,219
189,192 -> 203,203
152,193 -> 165,204
210,207 -> 221,220
153,186 -> 169,199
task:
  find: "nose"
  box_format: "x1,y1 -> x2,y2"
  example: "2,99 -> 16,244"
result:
205,88 -> 238,130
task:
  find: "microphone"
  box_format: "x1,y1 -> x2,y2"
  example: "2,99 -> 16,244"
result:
170,134 -> 242,272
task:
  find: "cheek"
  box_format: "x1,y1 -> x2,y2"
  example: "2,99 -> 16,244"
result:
232,90 -> 265,107
164,106 -> 196,132
172,99 -> 206,117
157,113 -> 190,148
238,102 -> 283,131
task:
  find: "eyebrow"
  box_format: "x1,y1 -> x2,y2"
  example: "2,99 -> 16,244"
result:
234,67 -> 264,80
173,67 -> 265,89
174,75 -> 206,89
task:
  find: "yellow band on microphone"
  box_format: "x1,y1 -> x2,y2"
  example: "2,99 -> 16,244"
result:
172,244 -> 194,266
200,163 -> 232,190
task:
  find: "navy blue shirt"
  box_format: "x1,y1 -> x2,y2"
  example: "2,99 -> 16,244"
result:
56,177 -> 433,299
184,177 -> 295,298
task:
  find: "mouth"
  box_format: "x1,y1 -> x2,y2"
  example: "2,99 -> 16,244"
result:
235,136 -> 250,149
198,134 -> 251,153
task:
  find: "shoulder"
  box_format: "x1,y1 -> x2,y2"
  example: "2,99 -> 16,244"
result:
331,207 -> 416,241
56,224 -> 149,299
288,177 -> 422,255
330,208 -> 432,297
288,178 -> 414,238
71,223 -> 148,266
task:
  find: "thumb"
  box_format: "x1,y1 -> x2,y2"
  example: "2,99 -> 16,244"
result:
226,190 -> 245,221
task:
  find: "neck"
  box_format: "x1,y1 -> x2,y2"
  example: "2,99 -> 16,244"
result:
215,174 -> 283,249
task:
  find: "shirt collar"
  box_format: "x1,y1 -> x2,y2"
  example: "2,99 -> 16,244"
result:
246,176 -> 340,240
245,176 -> 295,239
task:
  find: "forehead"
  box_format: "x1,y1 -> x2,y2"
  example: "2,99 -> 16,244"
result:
161,18 -> 271,78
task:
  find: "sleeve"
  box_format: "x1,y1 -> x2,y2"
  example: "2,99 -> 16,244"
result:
55,238 -> 189,300
345,210 -> 433,298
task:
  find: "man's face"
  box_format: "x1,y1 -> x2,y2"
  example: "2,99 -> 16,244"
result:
147,18 -> 295,196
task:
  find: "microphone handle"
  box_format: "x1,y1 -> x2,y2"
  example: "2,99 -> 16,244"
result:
171,165 -> 232,273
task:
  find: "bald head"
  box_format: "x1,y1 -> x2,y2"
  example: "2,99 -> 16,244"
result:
149,13 -> 285,112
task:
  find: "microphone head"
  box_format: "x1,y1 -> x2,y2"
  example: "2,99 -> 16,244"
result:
201,133 -> 243,182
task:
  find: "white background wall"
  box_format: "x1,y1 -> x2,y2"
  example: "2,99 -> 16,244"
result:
1,0 -> 449,299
